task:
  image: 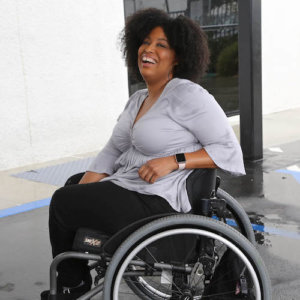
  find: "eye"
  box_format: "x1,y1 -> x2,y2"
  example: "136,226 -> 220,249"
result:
157,43 -> 167,48
142,40 -> 150,45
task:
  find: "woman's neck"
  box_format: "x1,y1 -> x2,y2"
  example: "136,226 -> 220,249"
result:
146,78 -> 171,100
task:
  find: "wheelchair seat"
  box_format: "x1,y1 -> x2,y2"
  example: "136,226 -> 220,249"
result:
72,169 -> 217,256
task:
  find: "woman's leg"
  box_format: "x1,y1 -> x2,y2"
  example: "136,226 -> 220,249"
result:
49,180 -> 175,287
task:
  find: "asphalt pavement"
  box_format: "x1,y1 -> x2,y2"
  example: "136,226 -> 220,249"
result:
1,108 -> 300,300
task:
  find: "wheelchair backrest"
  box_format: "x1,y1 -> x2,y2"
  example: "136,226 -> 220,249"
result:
186,168 -> 217,214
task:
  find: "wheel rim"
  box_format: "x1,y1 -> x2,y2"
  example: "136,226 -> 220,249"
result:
112,228 -> 261,300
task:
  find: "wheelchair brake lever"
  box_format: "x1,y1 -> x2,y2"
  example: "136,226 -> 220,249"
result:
210,176 -> 221,199
215,176 -> 221,194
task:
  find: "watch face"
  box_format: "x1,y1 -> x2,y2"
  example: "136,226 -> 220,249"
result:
176,153 -> 186,163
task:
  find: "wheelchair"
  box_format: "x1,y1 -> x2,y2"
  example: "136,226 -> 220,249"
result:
47,169 -> 272,299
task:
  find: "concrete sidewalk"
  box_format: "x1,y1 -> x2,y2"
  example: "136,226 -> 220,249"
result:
1,107 -> 300,212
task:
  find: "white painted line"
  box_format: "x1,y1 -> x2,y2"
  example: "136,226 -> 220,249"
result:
287,165 -> 300,172
269,147 -> 283,153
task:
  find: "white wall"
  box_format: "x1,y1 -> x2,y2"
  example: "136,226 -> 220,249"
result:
262,0 -> 300,114
1,0 -> 300,171
0,0 -> 128,170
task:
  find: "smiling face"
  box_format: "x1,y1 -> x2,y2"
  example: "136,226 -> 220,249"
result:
138,26 -> 177,85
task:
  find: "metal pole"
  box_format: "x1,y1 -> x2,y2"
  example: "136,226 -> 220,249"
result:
238,0 -> 262,161
165,0 -> 170,13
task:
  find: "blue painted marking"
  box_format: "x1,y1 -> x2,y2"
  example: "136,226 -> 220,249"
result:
276,168 -> 300,184
263,226 -> 300,240
212,216 -> 300,240
0,197 -> 51,218
1,199 -> 300,240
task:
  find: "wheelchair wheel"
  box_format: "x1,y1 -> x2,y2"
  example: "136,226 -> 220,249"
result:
103,214 -> 271,300
217,188 -> 256,244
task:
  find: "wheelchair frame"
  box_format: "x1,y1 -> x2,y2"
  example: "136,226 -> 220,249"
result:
47,183 -> 271,300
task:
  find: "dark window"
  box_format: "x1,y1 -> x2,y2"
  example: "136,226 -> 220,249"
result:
124,0 -> 239,116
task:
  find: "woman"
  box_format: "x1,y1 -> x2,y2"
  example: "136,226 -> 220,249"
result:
41,8 -> 245,300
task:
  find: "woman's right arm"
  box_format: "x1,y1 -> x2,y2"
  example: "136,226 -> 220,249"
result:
80,136 -> 122,184
79,171 -> 109,184
80,92 -> 138,184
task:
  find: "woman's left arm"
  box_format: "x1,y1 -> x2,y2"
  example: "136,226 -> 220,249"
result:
138,148 -> 216,184
139,83 -> 245,183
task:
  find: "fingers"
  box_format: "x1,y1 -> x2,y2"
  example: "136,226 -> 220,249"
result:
148,173 -> 158,184
139,157 -> 174,184
138,163 -> 158,184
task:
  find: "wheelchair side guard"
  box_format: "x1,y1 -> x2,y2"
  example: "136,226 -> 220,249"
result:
72,228 -> 109,254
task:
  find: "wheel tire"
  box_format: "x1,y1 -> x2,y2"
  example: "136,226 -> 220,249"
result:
217,188 -> 256,244
103,214 -> 271,300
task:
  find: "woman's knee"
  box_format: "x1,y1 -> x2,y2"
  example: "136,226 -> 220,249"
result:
50,187 -> 70,212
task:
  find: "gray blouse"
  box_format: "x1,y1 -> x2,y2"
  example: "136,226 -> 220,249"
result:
88,78 -> 245,212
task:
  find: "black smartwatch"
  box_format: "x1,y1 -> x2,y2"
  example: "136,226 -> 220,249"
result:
175,153 -> 186,170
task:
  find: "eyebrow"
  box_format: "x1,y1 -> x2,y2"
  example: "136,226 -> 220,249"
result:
144,37 -> 168,42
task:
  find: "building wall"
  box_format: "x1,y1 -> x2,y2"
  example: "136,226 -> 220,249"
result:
262,0 -> 300,114
1,0 -> 300,171
0,0 -> 128,170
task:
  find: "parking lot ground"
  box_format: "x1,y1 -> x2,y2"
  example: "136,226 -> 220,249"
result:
1,107 -> 300,300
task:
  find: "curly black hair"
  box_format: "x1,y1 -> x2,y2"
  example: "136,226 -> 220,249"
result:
121,8 -> 210,83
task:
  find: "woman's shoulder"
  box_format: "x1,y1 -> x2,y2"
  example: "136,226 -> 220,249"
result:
129,88 -> 148,101
122,88 -> 147,110
166,78 -> 214,107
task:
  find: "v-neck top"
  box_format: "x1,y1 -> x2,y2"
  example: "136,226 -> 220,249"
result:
88,78 -> 245,212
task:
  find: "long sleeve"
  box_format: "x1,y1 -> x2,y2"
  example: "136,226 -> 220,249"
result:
169,82 -> 245,176
87,136 -> 122,175
86,90 -> 143,175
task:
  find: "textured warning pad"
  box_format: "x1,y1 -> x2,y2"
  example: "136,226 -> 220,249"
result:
12,157 -> 95,186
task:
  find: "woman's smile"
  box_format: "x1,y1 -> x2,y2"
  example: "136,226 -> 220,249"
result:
141,54 -> 157,66
138,26 -> 177,82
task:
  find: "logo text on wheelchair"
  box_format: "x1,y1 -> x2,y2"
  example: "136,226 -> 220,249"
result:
83,237 -> 101,247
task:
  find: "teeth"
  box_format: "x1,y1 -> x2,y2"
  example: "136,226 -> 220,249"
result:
142,56 -> 156,64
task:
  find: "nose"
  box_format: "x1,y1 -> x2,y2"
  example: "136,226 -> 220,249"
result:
144,42 -> 154,53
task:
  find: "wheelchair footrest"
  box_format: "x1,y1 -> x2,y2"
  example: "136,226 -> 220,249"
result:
72,228 -> 109,254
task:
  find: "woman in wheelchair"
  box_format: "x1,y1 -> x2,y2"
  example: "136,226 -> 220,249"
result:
41,8 -> 249,300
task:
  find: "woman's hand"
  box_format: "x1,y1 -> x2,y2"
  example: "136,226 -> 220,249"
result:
79,171 -> 109,184
138,156 -> 178,184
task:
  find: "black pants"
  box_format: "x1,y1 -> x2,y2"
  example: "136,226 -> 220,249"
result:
49,174 -> 176,286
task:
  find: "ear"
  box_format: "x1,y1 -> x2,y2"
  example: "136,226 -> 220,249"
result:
172,52 -> 178,66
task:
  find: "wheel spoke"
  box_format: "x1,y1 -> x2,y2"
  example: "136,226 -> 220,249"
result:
128,253 -> 185,297
104,215 -> 270,300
